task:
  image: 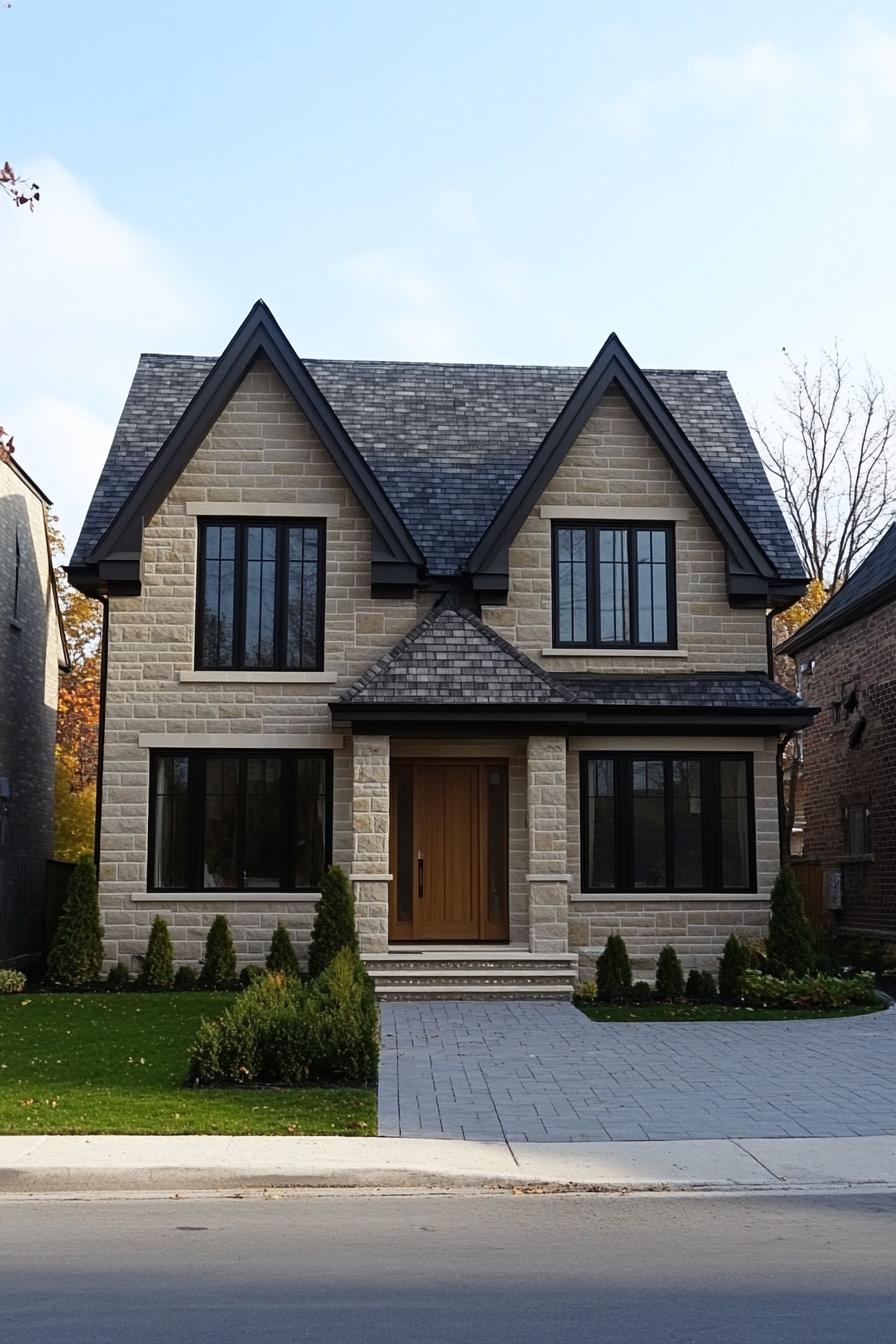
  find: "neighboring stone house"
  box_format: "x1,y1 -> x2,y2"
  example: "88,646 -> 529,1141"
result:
778,524 -> 896,938
69,302 -> 814,995
0,445 -> 69,962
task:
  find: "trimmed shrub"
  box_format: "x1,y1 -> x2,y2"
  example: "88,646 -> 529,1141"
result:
305,948 -> 379,1086
308,865 -> 358,979
655,945 -> 685,1001
741,969 -> 878,1010
685,968 -> 703,1001
596,933 -> 633,1002
106,961 -> 130,992
46,854 -> 104,987
239,964 -> 265,989
630,980 -> 653,1003
174,965 -> 199,991
140,917 -> 174,990
718,934 -> 752,1003
190,953 -> 378,1089
698,970 -> 718,1003
266,922 -> 300,978
0,968 -> 27,994
574,980 -> 598,1003
767,866 -> 815,977
201,915 -> 237,988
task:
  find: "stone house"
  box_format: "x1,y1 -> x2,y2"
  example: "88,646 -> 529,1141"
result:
0,444 -> 69,962
69,302 -> 813,996
778,524 -> 896,938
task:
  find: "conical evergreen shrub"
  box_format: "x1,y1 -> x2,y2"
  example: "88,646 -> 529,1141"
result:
46,854 -> 104,987
718,934 -> 751,1002
685,967 -> 703,1001
266,922 -> 300,978
201,914 -> 237,988
308,865 -> 358,979
698,970 -> 718,1003
596,933 -> 632,1001
766,866 -> 815,976
140,916 -> 174,989
655,945 -> 685,1001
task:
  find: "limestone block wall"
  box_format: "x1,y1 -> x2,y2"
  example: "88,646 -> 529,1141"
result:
483,391 -> 769,675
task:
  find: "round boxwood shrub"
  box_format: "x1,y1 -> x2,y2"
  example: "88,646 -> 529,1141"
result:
596,933 -> 633,1002
46,854 -> 104,988
106,961 -> 130,992
201,915 -> 237,988
630,980 -> 653,1003
655,945 -> 685,1001
174,964 -> 199,991
140,916 -> 174,990
266,922 -> 300,978
239,964 -> 265,989
0,968 -> 27,994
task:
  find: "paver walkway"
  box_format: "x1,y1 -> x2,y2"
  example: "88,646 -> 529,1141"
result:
378,1001 -> 896,1142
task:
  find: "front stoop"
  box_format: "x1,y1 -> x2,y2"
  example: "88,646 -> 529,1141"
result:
362,947 -> 578,1000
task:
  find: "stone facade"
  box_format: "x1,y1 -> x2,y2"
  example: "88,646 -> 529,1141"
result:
96,362 -> 782,978
482,390 -> 769,673
0,454 -> 65,960
797,602 -> 896,936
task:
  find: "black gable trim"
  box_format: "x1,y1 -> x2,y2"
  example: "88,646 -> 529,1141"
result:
465,333 -> 780,603
81,301 -> 424,594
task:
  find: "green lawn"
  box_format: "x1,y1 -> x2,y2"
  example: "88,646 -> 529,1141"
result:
0,992 -> 376,1136
575,1000 -> 884,1023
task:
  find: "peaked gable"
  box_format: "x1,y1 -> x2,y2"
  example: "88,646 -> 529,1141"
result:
71,302 -> 424,594
466,334 -> 796,609
779,522 -> 896,656
339,597 -> 576,706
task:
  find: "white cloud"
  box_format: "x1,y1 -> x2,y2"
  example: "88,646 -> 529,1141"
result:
0,159 -> 216,555
339,249 -> 464,360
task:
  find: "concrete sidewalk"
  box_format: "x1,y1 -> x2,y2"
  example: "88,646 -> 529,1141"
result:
3,1133 -> 896,1195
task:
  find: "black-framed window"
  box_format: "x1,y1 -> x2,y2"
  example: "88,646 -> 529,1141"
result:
580,753 -> 755,893
552,523 -> 675,649
196,519 -> 325,671
149,750 -> 332,893
843,804 -> 872,857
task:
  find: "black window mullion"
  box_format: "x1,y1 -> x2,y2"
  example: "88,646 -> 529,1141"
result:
281,752 -> 294,891
274,522 -> 287,670
664,758 -> 674,889
627,527 -> 638,650
190,754 -> 205,891
619,756 -> 633,890
588,526 -> 599,648
235,524 -> 247,672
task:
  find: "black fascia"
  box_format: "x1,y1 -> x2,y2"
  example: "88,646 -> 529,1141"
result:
465,333 -> 778,595
86,301 -> 425,584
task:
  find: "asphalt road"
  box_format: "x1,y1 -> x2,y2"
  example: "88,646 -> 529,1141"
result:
2,1191 -> 894,1342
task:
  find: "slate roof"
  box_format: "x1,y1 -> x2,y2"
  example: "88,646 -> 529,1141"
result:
338,601 -> 809,716
339,599 -> 576,706
558,672 -> 807,712
71,353 -> 803,579
778,522 -> 896,656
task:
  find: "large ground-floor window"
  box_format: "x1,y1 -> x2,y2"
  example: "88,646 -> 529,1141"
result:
148,750 -> 332,893
580,752 -> 755,894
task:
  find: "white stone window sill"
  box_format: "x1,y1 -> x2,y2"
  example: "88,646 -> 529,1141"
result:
570,891 -> 764,903
131,891 -> 321,903
179,670 -> 338,684
542,647 -> 688,659
185,502 -> 341,518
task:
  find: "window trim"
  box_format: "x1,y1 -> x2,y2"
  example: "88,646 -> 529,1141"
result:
579,751 -> 756,895
194,518 -> 326,672
147,748 -> 333,894
551,521 -> 677,651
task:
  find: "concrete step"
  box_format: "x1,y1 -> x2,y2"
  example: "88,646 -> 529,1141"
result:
363,951 -> 578,1001
377,982 -> 576,1001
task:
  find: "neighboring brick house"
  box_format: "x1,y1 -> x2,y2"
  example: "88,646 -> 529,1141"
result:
778,524 -> 896,938
69,302 -> 814,995
0,445 -> 69,962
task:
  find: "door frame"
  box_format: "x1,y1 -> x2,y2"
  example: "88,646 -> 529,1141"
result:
388,757 -> 510,943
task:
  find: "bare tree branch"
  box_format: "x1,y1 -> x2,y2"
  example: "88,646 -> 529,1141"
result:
753,347 -> 896,590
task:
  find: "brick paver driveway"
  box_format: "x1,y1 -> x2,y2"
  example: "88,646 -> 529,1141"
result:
378,1001 -> 896,1142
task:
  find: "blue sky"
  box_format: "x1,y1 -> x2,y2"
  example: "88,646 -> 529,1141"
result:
4,0 -> 896,553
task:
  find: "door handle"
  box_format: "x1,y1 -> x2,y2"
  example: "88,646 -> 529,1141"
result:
417,851 -> 424,900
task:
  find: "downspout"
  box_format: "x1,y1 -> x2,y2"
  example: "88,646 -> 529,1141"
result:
93,597 -> 109,871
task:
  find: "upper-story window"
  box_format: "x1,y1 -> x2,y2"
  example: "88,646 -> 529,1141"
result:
551,522 -> 675,649
196,519 -> 325,671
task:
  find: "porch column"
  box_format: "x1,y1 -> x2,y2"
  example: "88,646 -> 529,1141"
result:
350,734 -> 391,954
526,735 -> 569,955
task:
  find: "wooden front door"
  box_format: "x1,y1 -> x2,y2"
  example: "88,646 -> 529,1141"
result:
389,760 -> 509,942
